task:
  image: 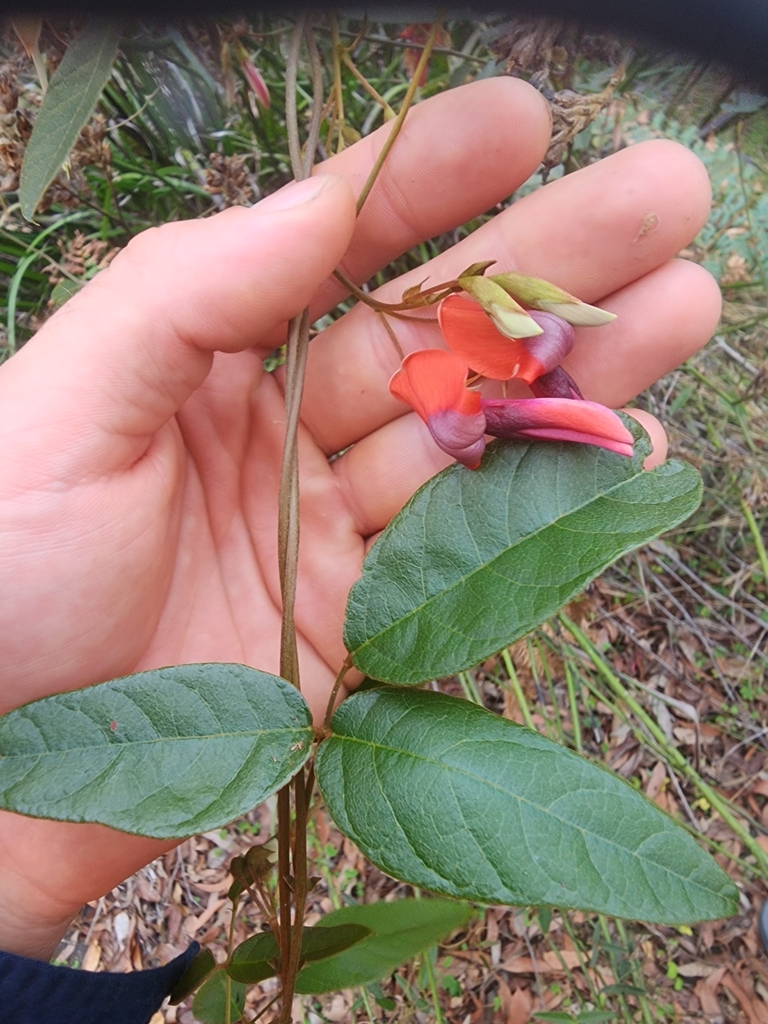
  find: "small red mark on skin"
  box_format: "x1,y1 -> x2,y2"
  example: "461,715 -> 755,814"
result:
109,720 -> 118,732
633,211 -> 660,242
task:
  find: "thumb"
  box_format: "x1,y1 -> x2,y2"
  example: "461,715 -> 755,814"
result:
0,174 -> 356,476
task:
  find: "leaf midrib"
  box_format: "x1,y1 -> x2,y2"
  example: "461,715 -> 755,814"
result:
351,462 -> 688,654
0,725 -> 311,760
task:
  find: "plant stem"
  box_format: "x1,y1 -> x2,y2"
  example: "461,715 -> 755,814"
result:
276,786 -> 292,980
376,310 -> 404,360
501,648 -> 536,730
564,660 -> 582,754
341,51 -> 395,120
330,14 -> 345,153
355,19 -> 441,215
741,497 -> 768,586
423,948 -> 446,1024
281,771 -> 310,1014
323,655 -> 353,733
332,264 -> 459,315
275,17 -> 322,1021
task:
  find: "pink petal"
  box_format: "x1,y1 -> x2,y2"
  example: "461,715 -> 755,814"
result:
242,60 -> 270,108
482,397 -> 634,457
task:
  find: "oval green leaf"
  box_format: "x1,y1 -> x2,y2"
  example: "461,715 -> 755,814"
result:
20,21 -> 121,220
0,664 -> 312,838
316,688 -> 739,924
169,948 -> 217,1005
226,923 -> 373,983
344,424 -> 702,684
227,931 -> 278,985
192,969 -> 245,1024
295,898 -> 473,994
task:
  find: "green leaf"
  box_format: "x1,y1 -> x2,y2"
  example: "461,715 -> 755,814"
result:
20,21 -> 121,220
169,948 -> 217,1005
344,424 -> 702,684
301,923 -> 373,961
226,931 -> 278,985
316,688 -> 739,924
295,898 -> 473,994
192,969 -> 245,1024
49,277 -> 84,307
226,923 -> 373,983
0,664 -> 312,838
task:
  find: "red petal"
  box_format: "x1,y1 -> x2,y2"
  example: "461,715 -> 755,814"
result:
389,349 -> 481,420
389,350 -> 486,468
482,398 -> 634,457
438,295 -> 544,382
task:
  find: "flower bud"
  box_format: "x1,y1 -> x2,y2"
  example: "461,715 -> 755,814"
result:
491,272 -> 617,327
241,59 -> 271,109
458,275 -> 543,339
521,312 -> 576,377
529,365 -> 584,400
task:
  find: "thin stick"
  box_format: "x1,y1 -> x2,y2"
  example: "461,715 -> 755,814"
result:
355,19 -> 441,215
330,14 -> 346,153
341,51 -> 395,119
376,310 -> 404,360
323,655 -> 353,733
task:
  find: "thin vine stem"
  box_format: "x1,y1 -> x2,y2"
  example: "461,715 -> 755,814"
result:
355,18 -> 442,215
341,50 -> 395,119
275,17 -> 319,1020
323,654 -> 354,733
330,14 -> 345,153
333,264 -> 459,316
274,17 -> 446,1021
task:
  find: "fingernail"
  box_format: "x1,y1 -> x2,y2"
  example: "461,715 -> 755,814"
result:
256,175 -> 330,213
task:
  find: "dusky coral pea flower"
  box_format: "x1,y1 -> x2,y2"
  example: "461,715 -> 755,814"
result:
389,350 -> 487,469
388,348 -> 634,468
438,295 -> 575,383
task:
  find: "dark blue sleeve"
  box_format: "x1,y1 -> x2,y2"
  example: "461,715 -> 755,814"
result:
0,942 -> 199,1024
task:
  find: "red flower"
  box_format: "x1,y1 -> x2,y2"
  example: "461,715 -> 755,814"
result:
388,348 -> 634,468
438,295 -> 575,383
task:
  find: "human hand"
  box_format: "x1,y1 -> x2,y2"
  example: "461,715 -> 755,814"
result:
0,78 -> 720,958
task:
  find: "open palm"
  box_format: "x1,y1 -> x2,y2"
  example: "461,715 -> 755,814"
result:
0,79 -> 721,958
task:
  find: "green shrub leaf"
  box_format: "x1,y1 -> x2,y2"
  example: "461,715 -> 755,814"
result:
0,664 -> 312,837
226,931 -> 278,985
226,923 -> 373,983
20,21 -> 121,220
295,898 -> 473,994
168,948 -> 216,1005
344,424 -> 702,684
192,969 -> 245,1024
316,688 -> 739,924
